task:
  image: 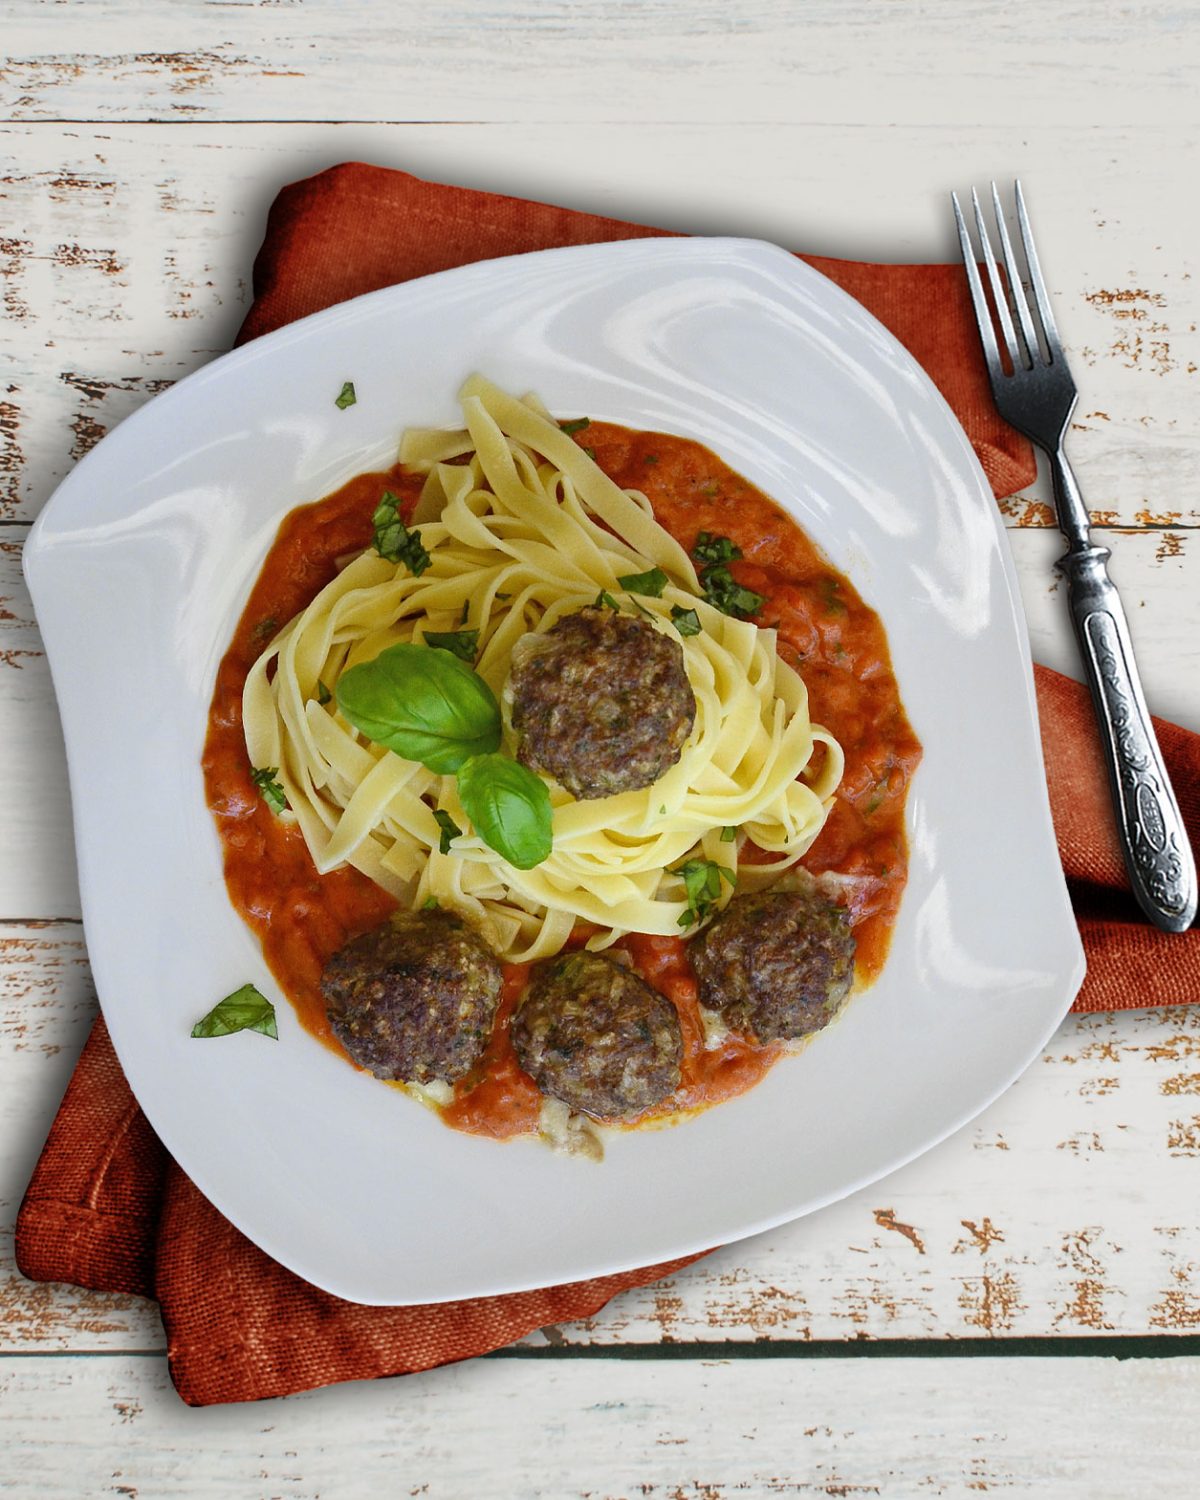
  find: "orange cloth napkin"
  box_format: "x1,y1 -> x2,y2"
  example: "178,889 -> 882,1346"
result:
16,164 -> 1200,1407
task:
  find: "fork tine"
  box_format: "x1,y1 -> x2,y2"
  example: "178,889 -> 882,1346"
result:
971,187 -> 1021,374
1015,179 -> 1063,359
989,181 -> 1038,368
951,191 -> 1003,384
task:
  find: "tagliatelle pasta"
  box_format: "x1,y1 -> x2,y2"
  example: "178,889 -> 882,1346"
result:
240,375 -> 845,963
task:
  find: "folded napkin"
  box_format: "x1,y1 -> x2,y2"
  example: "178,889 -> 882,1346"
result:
17,165 -> 1200,1407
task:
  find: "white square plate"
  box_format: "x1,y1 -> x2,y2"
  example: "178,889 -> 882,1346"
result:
25,238 -> 1084,1304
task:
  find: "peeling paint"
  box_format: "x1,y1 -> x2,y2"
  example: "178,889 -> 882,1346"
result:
958,1272 -> 1023,1333
996,496 -> 1055,527
872,1209 -> 925,1255
1155,532 -> 1185,563
953,1218 -> 1005,1255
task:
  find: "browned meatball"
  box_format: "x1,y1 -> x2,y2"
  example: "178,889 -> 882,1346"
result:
512,951 -> 684,1121
321,909 -> 502,1084
508,606 -> 695,800
691,888 -> 856,1044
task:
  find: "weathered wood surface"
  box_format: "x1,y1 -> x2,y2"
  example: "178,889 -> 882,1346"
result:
5,922 -> 1200,1354
2,0 -> 1195,128
4,1353 -> 1200,1498
3,0 -> 1200,1484
1,122 -> 1197,526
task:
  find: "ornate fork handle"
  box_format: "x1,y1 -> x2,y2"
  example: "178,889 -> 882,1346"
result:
1055,455 -> 1197,932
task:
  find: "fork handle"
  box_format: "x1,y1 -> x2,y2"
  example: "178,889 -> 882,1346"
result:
1057,520 -> 1197,933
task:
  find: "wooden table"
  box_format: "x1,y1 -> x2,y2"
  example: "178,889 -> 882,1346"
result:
4,3 -> 1199,1492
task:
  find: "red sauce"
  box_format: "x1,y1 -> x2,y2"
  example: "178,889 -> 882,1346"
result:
202,423 -> 922,1137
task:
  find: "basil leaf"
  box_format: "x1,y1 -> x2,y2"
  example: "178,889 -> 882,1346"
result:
250,766 -> 288,815
594,590 -> 621,612
698,563 -> 765,620
720,825 -> 737,842
335,380 -> 357,410
422,629 -> 479,663
693,531 -> 741,565
559,416 -> 590,435
617,566 -> 669,598
670,605 -> 702,638
316,679 -> 332,705
457,753 -> 553,870
671,858 -> 736,929
433,808 -> 462,854
372,491 -> 431,575
336,643 -> 501,773
191,983 -> 278,1040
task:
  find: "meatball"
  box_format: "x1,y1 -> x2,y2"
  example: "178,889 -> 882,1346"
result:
508,606 -> 696,800
512,951 -> 684,1121
691,888 -> 856,1044
321,909 -> 502,1084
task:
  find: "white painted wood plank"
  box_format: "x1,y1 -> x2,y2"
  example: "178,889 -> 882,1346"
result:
5,923 -> 1200,1352
2,1353 -> 1199,1497
6,522 -> 1199,921
3,0 -> 1197,128
1,122 -> 1197,525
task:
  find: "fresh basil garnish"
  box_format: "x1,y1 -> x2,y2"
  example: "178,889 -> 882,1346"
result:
671,858 -> 736,929
670,605 -> 702,638
559,416 -> 590,435
457,753 -> 553,870
720,825 -> 737,842
593,590 -> 621,612
336,643 -> 501,773
372,491 -> 431,575
335,381 -> 357,410
691,532 -> 764,619
422,629 -> 479,663
316,679 -> 332,705
250,766 -> 288,815
700,566 -> 765,620
617,566 -> 669,598
693,531 -> 741,565
191,983 -> 278,1040
433,808 -> 462,854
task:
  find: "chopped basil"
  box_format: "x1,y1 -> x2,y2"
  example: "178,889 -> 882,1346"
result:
559,416 -> 590,435
459,599 -> 470,625
250,766 -> 288,815
693,532 -> 742,566
336,642 -> 501,773
422,895 -> 439,910
690,532 -> 763,619
335,381 -> 357,410
671,858 -> 736,929
581,445 -> 596,461
433,808 -> 462,854
820,576 -> 847,615
422,628 -> 479,663
316,679 -> 332,705
593,590 -> 621,612
643,454 -> 659,466
720,825 -> 737,843
670,605 -> 702,638
698,564 -> 765,620
191,983 -> 278,1040
372,491 -> 431,576
617,566 -> 669,598
457,753 -> 553,870
251,615 -> 278,645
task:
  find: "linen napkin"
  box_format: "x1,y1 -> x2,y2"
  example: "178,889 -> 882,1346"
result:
16,164 -> 1200,1407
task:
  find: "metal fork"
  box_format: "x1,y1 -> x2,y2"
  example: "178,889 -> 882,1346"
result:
953,181 -> 1196,933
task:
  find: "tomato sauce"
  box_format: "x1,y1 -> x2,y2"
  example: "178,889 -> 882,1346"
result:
202,423 -> 921,1138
